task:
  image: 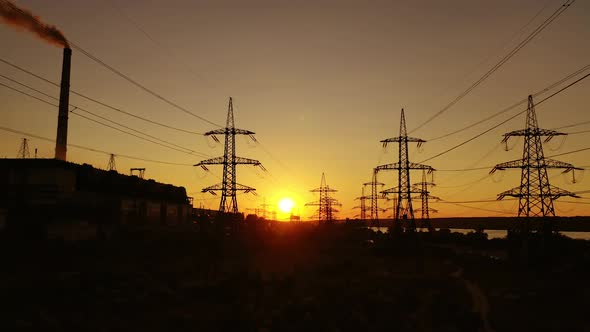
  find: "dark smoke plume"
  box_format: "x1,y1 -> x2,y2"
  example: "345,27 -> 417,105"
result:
0,0 -> 68,47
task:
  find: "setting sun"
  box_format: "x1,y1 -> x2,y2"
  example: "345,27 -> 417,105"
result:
278,198 -> 295,213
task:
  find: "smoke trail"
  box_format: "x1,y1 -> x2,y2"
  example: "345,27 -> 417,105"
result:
0,0 -> 68,47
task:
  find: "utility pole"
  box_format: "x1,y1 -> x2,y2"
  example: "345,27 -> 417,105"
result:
107,154 -> 116,171
195,97 -> 264,214
375,109 -> 434,232
17,138 -> 30,158
306,173 -> 341,223
491,95 -> 580,231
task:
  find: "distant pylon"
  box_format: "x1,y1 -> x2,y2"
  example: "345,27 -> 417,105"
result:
249,198 -> 271,219
412,169 -> 439,231
376,109 -> 434,232
365,171 -> 387,226
17,138 -> 30,158
195,97 -> 264,214
260,197 -> 271,219
353,187 -> 369,220
107,154 -> 116,171
491,95 -> 580,222
130,168 -> 145,179
306,173 -> 342,223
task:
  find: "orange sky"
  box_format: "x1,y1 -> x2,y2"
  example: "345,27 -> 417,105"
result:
1,0 -> 589,220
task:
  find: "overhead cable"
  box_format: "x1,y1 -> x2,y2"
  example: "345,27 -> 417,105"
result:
0,125 -> 194,166
410,0 -> 576,134
0,57 -> 203,135
417,71 -> 590,163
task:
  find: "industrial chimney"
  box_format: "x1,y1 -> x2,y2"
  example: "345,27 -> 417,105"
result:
55,47 -> 71,161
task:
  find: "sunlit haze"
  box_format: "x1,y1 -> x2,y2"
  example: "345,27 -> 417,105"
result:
1,0 -> 589,219
278,198 -> 295,214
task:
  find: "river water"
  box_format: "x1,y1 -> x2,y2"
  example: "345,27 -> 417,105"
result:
368,227 -> 590,240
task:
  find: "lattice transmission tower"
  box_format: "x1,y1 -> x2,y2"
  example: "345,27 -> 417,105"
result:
491,95 -> 580,221
306,173 -> 341,223
195,97 -> 264,214
17,138 -> 30,158
130,168 -> 145,179
107,154 -> 116,171
247,198 -> 272,219
412,169 -> 439,231
375,109 -> 434,232
367,172 -> 387,222
353,187 -> 368,220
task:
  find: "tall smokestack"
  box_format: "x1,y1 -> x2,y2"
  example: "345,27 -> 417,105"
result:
55,47 -> 71,161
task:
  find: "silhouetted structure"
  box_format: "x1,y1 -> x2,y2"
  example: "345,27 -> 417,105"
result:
366,172 -> 387,225
491,95 -> 580,222
107,154 -> 116,171
353,187 -> 369,220
246,198 -> 273,219
376,109 -> 434,232
306,173 -> 341,223
258,197 -> 271,219
412,169 -> 438,231
130,167 -> 145,179
17,138 -> 30,159
0,159 -> 192,239
55,47 -> 71,161
195,97 -> 264,214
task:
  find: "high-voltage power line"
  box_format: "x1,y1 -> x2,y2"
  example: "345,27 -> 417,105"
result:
195,98 -> 264,214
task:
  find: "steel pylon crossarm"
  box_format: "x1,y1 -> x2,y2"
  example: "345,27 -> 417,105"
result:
195,156 -> 262,166
375,162 -> 434,172
381,186 -> 423,196
205,128 -> 255,136
490,158 -> 580,173
381,136 -> 425,147
497,185 -> 578,200
502,128 -> 566,142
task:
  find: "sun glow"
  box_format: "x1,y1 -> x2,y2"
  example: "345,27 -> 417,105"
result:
278,198 -> 295,213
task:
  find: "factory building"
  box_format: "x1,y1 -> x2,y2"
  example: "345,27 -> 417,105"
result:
0,159 -> 193,239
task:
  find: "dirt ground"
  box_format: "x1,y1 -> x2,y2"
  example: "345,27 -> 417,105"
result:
0,223 -> 588,331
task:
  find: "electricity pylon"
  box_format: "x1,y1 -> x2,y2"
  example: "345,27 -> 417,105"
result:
107,154 -> 116,171
366,172 -> 386,222
491,95 -> 580,223
259,197 -> 272,220
249,198 -> 271,219
17,138 -> 30,158
306,173 -> 341,223
412,169 -> 439,231
130,168 -> 145,179
195,97 -> 264,214
353,187 -> 369,220
375,109 -> 434,232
